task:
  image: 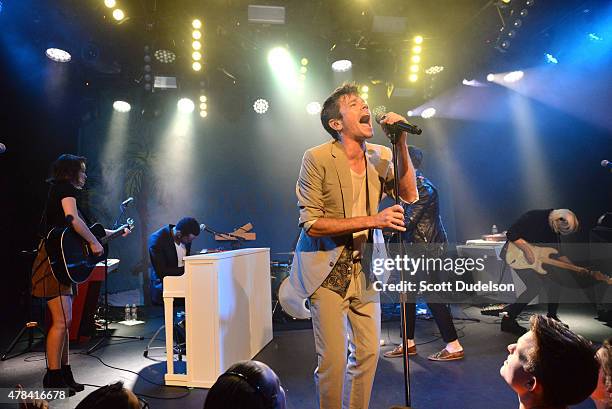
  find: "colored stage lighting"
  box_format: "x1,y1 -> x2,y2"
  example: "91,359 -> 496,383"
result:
46,48 -> 71,62
113,101 -> 131,112
177,98 -> 195,113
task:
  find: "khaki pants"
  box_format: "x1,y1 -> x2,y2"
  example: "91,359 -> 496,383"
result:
309,273 -> 380,409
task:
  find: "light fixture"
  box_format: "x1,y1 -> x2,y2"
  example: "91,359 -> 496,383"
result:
331,59 -> 352,72
421,107 -> 436,118
306,102 -> 321,115
253,98 -> 269,114
112,9 -> 125,21
192,19 -> 202,29
503,70 -> 524,83
177,98 -> 195,113
199,110 -> 208,118
113,101 -> 131,112
200,95 -> 207,103
409,74 -> 418,82
414,35 -> 424,44
192,41 -> 201,50
407,110 -> 414,117
192,30 -> 201,40
410,65 -> 419,73
301,58 -> 308,66
46,48 -> 71,63
361,85 -> 369,93
545,53 -> 558,64
487,73 -> 495,82
154,49 -> 176,64
192,61 -> 202,71
104,0 -> 116,8
412,45 -> 422,54
411,55 -> 421,63
425,65 -> 444,75
192,51 -> 202,61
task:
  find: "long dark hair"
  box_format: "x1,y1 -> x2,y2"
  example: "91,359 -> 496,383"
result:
50,154 -> 86,184
74,381 -> 132,409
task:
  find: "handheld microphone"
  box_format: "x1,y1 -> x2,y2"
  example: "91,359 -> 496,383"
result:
375,113 -> 422,135
601,160 -> 612,169
121,197 -> 134,207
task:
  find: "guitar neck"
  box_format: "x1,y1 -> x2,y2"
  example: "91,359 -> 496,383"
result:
541,257 -> 587,273
99,225 -> 127,245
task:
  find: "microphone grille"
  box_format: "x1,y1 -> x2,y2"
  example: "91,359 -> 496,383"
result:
374,112 -> 387,124
602,160 -> 610,167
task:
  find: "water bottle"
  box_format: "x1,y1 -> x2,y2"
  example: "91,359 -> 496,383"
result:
491,224 -> 498,234
124,304 -> 131,322
131,304 -> 138,321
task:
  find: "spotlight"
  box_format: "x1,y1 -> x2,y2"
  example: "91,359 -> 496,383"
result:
507,29 -> 517,38
192,51 -> 202,61
192,61 -> 202,71
487,73 -> 495,82
192,19 -> 202,29
177,98 -> 195,113
421,107 -> 436,118
104,0 -> 116,8
154,49 -> 176,64
545,53 -> 558,64
192,30 -> 201,40
407,110 -> 413,117
410,65 -> 419,73
301,58 -> 308,66
331,59 -> 352,72
45,48 -> 71,63
425,65 -> 444,75
503,70 -> 524,83
300,66 -> 308,74
200,95 -> 207,102
412,45 -> 422,54
361,85 -> 369,93
512,19 -> 522,28
306,102 -> 321,115
414,35 -> 423,44
200,103 -> 207,110
409,74 -> 418,82
113,101 -> 131,112
192,41 -> 201,50
588,33 -> 602,42
112,9 -> 125,21
500,39 -> 511,50
520,9 -> 528,17
253,98 -> 269,114
200,110 -> 208,118
526,0 -> 534,5
411,55 -> 421,63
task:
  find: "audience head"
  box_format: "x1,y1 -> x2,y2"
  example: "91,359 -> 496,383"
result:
74,381 -> 141,409
204,360 -> 286,409
591,337 -> 612,406
500,315 -> 599,408
175,217 -> 201,245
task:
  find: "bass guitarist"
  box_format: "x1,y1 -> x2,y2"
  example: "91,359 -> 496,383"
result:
500,208 -> 579,335
31,154 -> 130,393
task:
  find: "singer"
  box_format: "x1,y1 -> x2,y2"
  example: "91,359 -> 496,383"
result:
287,83 -> 418,409
31,154 -> 131,394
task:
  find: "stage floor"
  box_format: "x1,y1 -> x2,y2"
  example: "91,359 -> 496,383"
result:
0,304 -> 608,409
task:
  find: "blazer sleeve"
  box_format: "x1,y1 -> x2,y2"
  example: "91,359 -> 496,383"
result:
296,150 -> 325,232
149,231 -> 184,279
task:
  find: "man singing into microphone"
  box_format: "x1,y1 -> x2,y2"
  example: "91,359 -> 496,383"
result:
288,83 -> 418,408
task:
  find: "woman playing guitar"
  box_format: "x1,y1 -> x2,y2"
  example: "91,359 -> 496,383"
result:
31,154 -> 130,394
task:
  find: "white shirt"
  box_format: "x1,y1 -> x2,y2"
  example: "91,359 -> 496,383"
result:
350,168 -> 369,260
174,241 -> 187,268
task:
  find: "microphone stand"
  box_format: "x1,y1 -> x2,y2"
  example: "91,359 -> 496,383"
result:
201,224 -> 246,249
87,202 -> 143,354
388,128 -> 415,409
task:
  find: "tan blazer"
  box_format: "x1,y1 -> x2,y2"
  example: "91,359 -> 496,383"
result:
288,139 -> 396,299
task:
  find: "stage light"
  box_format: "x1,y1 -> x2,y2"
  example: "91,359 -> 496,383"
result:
512,19 -> 522,28
407,110 -> 413,117
414,35 -> 423,44
526,0 -> 534,6
199,110 -> 208,118
192,19 -> 202,29
500,39 -> 511,50
361,85 -> 369,93
300,66 -> 308,74
192,51 -> 201,61
412,45 -> 422,54
507,29 -> 517,38
200,103 -> 207,110
503,70 -> 524,83
104,0 -> 116,8
331,59 -> 352,72
520,9 -> 528,17
425,65 -> 444,75
421,107 -> 436,118
410,65 -> 419,73
501,0 -> 511,3
545,53 -> 558,64
112,9 -> 125,21
487,73 -> 495,82
192,61 -> 202,71
177,98 -> 195,113
588,33 -> 602,42
113,101 -> 131,112
253,98 -> 269,114
192,30 -> 201,40
301,58 -> 308,66
306,102 -> 321,115
192,41 -> 201,50
154,49 -> 176,64
411,55 -> 421,63
46,48 -> 71,63
409,74 -> 418,82
200,95 -> 207,103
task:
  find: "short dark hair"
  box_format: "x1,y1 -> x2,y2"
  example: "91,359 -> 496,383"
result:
204,361 -> 277,409
320,82 -> 359,140
51,154 -> 86,184
176,217 -> 200,236
525,315 -> 599,406
408,145 -> 423,169
74,381 -> 132,409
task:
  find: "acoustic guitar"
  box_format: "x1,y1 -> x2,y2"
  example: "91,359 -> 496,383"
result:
46,218 -> 134,285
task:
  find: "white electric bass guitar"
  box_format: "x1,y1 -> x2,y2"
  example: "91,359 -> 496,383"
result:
505,241 -> 612,285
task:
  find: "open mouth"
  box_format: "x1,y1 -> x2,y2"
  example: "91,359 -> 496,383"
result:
359,114 -> 371,124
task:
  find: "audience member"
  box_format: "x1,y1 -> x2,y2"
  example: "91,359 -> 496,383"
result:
500,314 -> 599,409
204,361 -> 286,409
74,381 -> 142,409
592,337 -> 612,409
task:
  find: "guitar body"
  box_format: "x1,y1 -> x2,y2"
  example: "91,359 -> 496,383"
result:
46,223 -> 108,285
505,242 -> 558,275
